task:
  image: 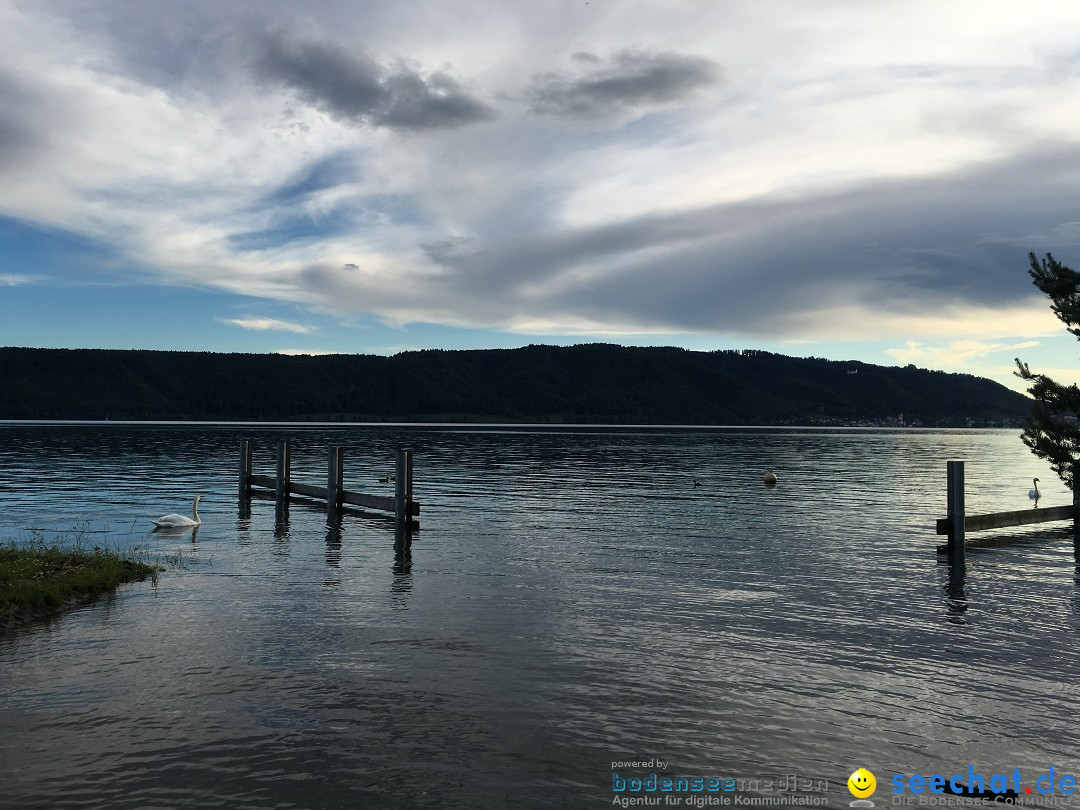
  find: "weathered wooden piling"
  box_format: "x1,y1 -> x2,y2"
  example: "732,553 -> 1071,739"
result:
936,461 -> 1080,559
394,449 -> 414,537
946,460 -> 965,566
1074,475 -> 1079,535
239,438 -> 252,498
276,441 -> 291,504
240,440 -> 419,529
327,446 -> 344,525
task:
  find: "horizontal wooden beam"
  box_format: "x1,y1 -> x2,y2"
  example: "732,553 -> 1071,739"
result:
936,504 -> 1076,535
289,481 -> 327,500
248,475 -> 419,516
342,489 -> 420,516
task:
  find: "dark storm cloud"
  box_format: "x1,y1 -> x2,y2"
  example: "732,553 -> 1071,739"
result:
254,35 -> 494,131
414,146 -> 1080,335
528,50 -> 721,119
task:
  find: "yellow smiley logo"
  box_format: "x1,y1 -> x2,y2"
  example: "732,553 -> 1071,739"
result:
848,768 -> 876,798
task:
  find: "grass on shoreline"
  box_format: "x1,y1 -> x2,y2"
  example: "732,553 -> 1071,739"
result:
0,540 -> 162,617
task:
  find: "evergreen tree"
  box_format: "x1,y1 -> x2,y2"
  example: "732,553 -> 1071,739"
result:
1015,252 -> 1080,490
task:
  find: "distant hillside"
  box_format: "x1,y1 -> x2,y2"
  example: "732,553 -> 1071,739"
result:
0,344 -> 1030,426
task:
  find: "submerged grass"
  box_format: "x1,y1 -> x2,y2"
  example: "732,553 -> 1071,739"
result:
0,533 -> 163,627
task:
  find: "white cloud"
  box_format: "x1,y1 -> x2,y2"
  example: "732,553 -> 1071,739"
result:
886,338 -> 1043,367
219,317 -> 314,334
884,334 -> 1064,394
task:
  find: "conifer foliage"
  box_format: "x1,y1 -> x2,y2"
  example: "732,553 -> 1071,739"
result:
1016,252 -> 1080,490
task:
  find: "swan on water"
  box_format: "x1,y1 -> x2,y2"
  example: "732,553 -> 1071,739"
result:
152,495 -> 201,528
1029,478 -> 1040,499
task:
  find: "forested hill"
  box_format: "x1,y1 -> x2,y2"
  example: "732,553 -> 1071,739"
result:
0,344 -> 1029,425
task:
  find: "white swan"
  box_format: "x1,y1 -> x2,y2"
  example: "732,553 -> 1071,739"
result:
152,495 -> 201,528
1029,478 -> 1040,500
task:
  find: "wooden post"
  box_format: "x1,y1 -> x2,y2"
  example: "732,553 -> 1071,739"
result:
327,446 -> 344,524
1073,463 -> 1080,535
276,441 -> 291,504
395,449 -> 409,538
239,439 -> 252,498
406,449 -> 414,526
947,460 -> 965,566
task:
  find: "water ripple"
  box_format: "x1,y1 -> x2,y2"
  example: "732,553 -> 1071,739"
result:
0,425 -> 1077,807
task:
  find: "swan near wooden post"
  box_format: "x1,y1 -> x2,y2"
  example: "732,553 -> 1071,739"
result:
152,495 -> 202,528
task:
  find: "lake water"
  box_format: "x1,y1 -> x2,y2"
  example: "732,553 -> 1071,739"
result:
0,423 -> 1078,808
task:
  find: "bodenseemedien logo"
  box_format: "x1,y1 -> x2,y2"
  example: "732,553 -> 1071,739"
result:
848,768 -> 876,808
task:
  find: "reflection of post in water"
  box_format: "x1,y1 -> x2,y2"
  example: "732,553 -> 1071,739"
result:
392,533 -> 413,609
237,439 -> 253,538
325,519 -> 343,569
323,518 -> 343,588
274,498 -> 290,541
235,515 -> 253,548
943,561 -> 967,620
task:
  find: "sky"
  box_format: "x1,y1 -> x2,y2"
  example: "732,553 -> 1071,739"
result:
2,1 -> 1080,393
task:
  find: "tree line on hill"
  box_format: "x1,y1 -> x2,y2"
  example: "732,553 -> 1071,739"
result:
0,344 -> 1030,425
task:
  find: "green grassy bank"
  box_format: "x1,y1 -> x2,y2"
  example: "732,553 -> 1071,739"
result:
0,543 -> 161,630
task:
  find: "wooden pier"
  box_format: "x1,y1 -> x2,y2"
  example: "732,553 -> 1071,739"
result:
239,440 -> 419,532
936,460 -> 1078,564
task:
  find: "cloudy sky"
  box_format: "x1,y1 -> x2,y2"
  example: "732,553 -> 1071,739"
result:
2,0 -> 1080,391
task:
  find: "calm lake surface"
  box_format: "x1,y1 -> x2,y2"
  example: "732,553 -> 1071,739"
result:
1,423 -> 1078,808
